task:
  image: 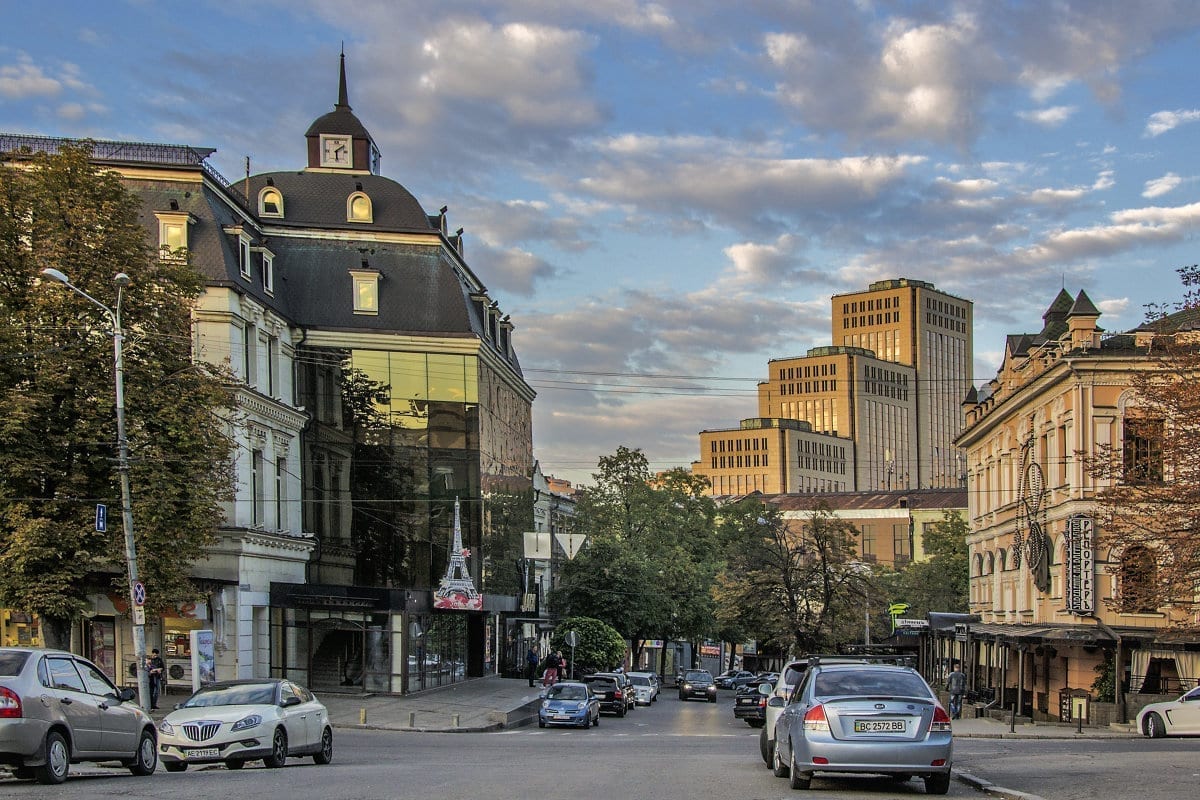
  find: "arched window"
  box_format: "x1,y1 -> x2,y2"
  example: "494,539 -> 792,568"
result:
986,552 -> 995,575
259,187 -> 284,218
1118,546 -> 1158,613
347,192 -> 373,223
998,548 -> 1007,572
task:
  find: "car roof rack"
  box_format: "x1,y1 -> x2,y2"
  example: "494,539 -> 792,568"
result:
806,653 -> 916,668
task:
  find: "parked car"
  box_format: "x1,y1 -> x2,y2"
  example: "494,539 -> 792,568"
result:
771,660 -> 952,794
157,679 -> 332,771
0,646 -> 158,784
582,674 -> 628,717
734,680 -> 770,727
678,669 -> 718,702
538,681 -> 599,729
1137,685 -> 1200,737
715,669 -> 758,690
757,671 -> 780,685
595,672 -> 636,712
626,671 -> 659,705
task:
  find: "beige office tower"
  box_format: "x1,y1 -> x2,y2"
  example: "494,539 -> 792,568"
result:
830,279 -> 973,489
757,346 -> 917,491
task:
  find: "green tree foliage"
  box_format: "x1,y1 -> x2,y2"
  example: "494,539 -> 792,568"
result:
715,498 -> 871,655
0,144 -> 234,646
878,510 -> 970,618
549,447 -> 720,669
549,616 -> 627,676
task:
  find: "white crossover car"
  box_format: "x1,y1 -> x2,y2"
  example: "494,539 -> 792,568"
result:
158,679 -> 332,771
627,672 -> 659,705
1137,685 -> 1200,737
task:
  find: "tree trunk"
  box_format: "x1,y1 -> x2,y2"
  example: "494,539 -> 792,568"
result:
42,614 -> 73,651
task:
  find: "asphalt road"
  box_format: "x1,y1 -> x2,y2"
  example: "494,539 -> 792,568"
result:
5,690 -> 1194,800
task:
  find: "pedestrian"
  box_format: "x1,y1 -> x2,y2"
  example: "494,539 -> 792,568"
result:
542,650 -> 560,687
147,648 -> 166,710
556,650 -> 567,681
946,659 -> 967,720
526,644 -> 539,688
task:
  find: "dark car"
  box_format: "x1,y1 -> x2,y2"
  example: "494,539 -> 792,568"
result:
582,674 -> 629,717
678,669 -> 718,702
593,672 -> 636,712
733,680 -> 769,727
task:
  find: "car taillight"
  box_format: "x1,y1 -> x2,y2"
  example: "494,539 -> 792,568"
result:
758,697 -> 767,708
803,703 -> 829,732
614,690 -> 623,699
930,705 -> 953,732
0,687 -> 22,719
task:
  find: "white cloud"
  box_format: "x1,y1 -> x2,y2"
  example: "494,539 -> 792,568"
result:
1142,172 -> 1182,198
0,56 -> 61,99
1145,109 -> 1200,137
1018,202 -> 1200,265
1097,297 -> 1130,317
1017,105 -> 1077,127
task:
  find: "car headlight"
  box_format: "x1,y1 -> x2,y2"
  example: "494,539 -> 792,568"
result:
541,700 -> 550,709
230,714 -> 262,732
157,720 -> 174,735
683,683 -> 692,690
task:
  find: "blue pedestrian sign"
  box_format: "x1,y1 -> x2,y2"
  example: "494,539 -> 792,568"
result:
132,581 -> 146,606
95,504 -> 107,532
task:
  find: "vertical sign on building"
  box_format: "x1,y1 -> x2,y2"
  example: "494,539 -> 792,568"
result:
1065,515 -> 1095,615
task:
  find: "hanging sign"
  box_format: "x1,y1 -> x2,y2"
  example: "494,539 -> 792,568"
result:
1065,515 -> 1095,615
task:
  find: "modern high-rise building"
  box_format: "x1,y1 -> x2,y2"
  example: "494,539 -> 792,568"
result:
831,278 -> 973,489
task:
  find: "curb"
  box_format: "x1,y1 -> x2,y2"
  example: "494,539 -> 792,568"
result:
956,770 -> 1047,800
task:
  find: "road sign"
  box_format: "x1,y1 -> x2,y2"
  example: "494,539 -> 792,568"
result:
565,630 -> 579,647
132,581 -> 146,606
95,504 -> 107,532
132,606 -> 146,625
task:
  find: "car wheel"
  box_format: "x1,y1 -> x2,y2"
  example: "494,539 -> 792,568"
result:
538,717 -> 546,728
924,773 -> 951,795
34,731 -> 69,785
617,705 -> 626,718
593,713 -> 599,727
264,727 -> 288,768
709,695 -> 716,703
128,728 -> 158,776
748,719 -> 765,728
759,727 -> 773,767
788,750 -> 811,790
772,742 -> 790,778
679,693 -> 686,701
225,759 -> 245,770
1145,712 -> 1167,738
164,761 -> 188,772
314,727 -> 333,765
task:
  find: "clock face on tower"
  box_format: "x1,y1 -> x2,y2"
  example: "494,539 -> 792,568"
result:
320,135 -> 352,167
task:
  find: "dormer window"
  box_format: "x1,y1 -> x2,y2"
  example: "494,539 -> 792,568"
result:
347,192 -> 373,223
154,211 -> 193,260
259,187 -> 284,218
238,234 -> 252,279
254,246 -> 276,294
349,269 -> 379,315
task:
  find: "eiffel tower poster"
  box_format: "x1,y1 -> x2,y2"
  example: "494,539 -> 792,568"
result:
434,498 -> 482,610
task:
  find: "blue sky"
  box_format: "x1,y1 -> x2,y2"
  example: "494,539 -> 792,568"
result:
5,1 -> 1200,486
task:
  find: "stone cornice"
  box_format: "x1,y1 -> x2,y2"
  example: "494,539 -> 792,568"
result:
233,387 -> 309,430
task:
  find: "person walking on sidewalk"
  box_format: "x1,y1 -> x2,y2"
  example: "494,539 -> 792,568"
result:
526,645 -> 539,687
542,651 -> 561,687
946,660 -> 967,720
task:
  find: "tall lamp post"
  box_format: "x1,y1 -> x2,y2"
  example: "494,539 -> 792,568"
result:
41,268 -> 149,709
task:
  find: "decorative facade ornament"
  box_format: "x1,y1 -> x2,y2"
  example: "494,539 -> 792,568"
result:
1015,431 -> 1051,593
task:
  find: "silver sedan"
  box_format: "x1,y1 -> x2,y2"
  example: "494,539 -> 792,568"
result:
0,646 -> 157,784
772,662 -> 953,794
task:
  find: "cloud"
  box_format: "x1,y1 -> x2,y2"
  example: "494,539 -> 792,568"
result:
0,55 -> 62,99
1017,105 -> 1077,127
1142,172 -> 1182,198
1145,109 -> 1200,137
1097,297 -> 1130,317
1017,201 -> 1200,265
470,242 -> 560,297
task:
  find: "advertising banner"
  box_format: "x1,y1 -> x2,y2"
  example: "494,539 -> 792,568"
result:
189,629 -> 216,692
1065,515 -> 1095,615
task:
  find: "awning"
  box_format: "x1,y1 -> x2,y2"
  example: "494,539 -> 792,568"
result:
927,612 -> 981,631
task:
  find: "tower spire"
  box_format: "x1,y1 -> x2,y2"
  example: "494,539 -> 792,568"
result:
337,47 -> 351,110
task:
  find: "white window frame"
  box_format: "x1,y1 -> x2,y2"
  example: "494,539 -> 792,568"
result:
256,247 -> 276,294
258,187 -> 284,218
155,211 -> 193,260
238,234 -> 252,279
349,269 -> 379,315
346,192 -> 373,223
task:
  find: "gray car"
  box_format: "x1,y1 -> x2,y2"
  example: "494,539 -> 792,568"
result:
0,646 -> 157,784
772,661 -> 952,794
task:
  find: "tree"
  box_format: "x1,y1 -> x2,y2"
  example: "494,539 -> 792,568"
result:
0,144 -> 234,647
549,616 -> 627,676
549,448 -> 720,670
1088,265 -> 1200,622
879,510 -> 970,618
715,498 -> 871,655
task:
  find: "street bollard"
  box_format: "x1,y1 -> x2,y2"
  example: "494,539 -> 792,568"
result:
452,713 -> 460,728
359,707 -> 367,725
1076,713 -> 1083,735
409,711 -> 416,727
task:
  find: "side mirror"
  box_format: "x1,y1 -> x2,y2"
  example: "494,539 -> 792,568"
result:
758,683 -> 771,696
281,695 -> 301,707
118,687 -> 137,702
766,696 -> 786,708
539,690 -> 547,699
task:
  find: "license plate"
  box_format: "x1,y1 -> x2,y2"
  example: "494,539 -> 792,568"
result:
186,747 -> 220,759
854,719 -> 905,733
738,698 -> 755,705
553,714 -> 571,719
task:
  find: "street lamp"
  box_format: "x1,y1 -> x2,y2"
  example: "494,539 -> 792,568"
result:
40,268 -> 149,710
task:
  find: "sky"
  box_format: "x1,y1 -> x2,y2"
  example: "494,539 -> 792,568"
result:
4,1 -> 1200,487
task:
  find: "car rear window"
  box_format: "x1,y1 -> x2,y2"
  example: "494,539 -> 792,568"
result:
814,669 -> 931,699
0,651 -> 29,676
584,677 -> 615,688
629,675 -> 650,685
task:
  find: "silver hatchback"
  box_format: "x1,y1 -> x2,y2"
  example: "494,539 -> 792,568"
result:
0,647 -> 158,783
